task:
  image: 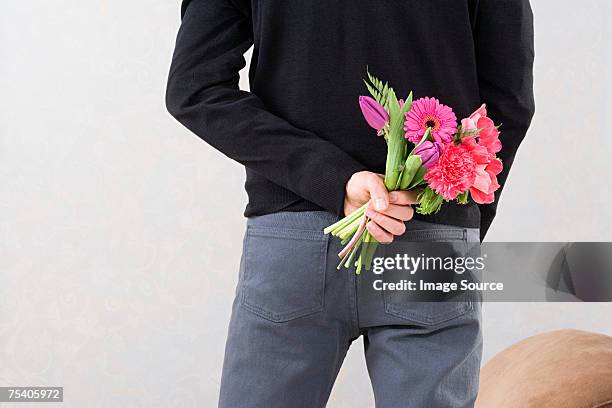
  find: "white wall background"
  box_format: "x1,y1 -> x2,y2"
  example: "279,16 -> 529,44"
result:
1,1 -> 611,407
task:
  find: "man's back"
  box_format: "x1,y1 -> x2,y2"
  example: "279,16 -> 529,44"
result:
167,0 -> 535,238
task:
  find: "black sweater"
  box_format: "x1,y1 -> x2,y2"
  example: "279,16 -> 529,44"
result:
166,0 -> 535,239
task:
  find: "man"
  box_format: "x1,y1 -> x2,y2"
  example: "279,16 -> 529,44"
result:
166,1 -> 534,406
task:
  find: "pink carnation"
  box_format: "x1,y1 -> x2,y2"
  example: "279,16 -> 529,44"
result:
405,97 -> 457,144
425,143 -> 477,201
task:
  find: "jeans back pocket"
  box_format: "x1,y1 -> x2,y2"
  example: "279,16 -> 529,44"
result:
382,226 -> 478,326
240,226 -> 328,323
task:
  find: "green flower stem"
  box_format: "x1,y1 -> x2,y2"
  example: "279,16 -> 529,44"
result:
335,211 -> 368,239
337,247 -> 353,270
338,215 -> 368,259
338,217 -> 364,240
344,230 -> 366,268
337,228 -> 366,270
355,256 -> 363,275
362,231 -> 379,271
336,204 -> 367,228
324,204 -> 368,235
325,215 -> 354,235
356,232 -> 370,274
384,136 -> 405,191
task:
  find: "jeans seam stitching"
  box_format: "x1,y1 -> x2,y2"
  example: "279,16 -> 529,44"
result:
384,302 -> 473,325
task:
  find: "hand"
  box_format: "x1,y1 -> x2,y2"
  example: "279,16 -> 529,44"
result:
344,171 -> 419,243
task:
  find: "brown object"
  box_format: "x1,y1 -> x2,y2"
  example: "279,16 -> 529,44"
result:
476,330 -> 612,408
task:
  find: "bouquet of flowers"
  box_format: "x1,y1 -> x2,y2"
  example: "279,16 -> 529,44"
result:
324,70 -> 503,273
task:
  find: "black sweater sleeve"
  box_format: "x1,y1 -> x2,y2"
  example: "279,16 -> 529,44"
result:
474,0 -> 536,239
165,0 -> 367,216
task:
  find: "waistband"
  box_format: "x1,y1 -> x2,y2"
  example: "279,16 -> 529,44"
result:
247,211 -> 480,242
247,211 -> 339,231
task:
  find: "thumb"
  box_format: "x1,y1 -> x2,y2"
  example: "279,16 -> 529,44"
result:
366,175 -> 390,211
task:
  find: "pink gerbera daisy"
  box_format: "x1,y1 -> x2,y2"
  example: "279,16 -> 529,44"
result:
404,97 -> 457,144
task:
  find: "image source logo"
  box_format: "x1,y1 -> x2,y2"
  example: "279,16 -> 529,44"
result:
371,243 -> 612,302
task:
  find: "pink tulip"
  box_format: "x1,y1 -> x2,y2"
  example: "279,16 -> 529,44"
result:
414,141 -> 443,169
462,104 -> 501,155
461,104 -> 488,132
461,104 -> 504,204
359,96 -> 389,133
470,158 -> 503,204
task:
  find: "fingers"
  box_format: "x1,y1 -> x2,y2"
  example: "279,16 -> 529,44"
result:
366,221 -> 394,244
388,190 -> 420,205
344,172 -> 419,230
365,203 -> 415,244
366,209 -> 407,236
364,174 -> 390,211
376,204 -> 415,222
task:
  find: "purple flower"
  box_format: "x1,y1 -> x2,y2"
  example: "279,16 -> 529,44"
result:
414,141 -> 443,169
359,96 -> 389,133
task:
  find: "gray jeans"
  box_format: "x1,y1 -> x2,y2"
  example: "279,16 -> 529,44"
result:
219,211 -> 482,408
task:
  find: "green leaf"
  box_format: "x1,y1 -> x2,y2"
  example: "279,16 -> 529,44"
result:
365,68 -> 394,112
399,155 -> 422,190
384,136 -> 406,190
381,83 -> 388,109
457,191 -> 469,205
400,91 -> 413,116
363,80 -> 380,101
408,166 -> 427,189
416,187 -> 444,215
387,88 -> 400,119
384,88 -> 409,190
